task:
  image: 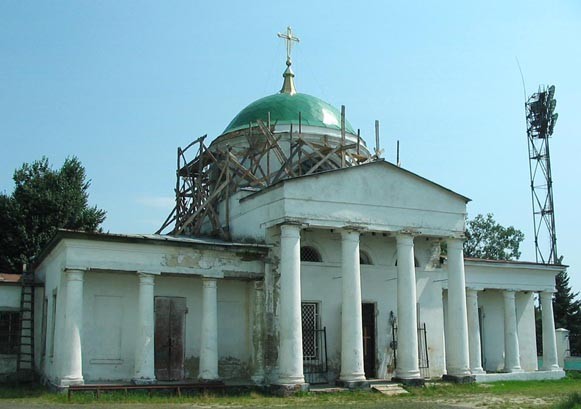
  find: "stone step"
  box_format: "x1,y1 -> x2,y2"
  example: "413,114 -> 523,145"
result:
371,384 -> 409,396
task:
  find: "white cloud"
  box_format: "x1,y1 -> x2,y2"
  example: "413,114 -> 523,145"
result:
136,196 -> 175,209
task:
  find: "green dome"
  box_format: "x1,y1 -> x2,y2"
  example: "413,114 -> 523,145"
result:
223,93 -> 355,135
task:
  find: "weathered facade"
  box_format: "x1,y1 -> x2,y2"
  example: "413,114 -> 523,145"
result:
4,40 -> 568,388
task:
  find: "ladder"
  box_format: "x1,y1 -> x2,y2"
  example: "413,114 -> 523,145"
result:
16,271 -> 35,382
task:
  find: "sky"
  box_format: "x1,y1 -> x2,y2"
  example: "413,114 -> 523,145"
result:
1,1 -> 580,291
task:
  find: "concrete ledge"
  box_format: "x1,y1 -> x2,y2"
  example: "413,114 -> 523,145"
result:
269,383 -> 309,396
335,379 -> 370,389
131,378 -> 157,385
442,374 -> 475,384
391,377 -> 425,387
474,370 -> 566,383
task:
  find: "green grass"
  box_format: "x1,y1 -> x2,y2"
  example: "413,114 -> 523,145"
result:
1,373 -> 580,408
554,392 -> 581,409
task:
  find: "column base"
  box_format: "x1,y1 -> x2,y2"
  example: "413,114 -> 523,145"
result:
395,369 -> 421,380
132,377 -> 157,385
277,375 -> 305,384
270,383 -> 309,396
392,376 -> 425,387
335,379 -> 369,389
470,368 -> 486,375
504,368 -> 524,374
542,364 -> 561,371
251,374 -> 265,384
60,376 -> 84,387
442,374 -> 475,384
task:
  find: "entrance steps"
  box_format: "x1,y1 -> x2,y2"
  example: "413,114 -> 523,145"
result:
371,383 -> 409,396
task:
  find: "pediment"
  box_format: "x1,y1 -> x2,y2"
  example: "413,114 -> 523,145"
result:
248,161 -> 469,236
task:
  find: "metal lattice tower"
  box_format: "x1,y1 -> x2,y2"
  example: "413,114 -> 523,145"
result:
525,85 -> 560,265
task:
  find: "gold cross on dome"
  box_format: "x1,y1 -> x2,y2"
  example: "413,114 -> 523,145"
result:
277,26 -> 300,64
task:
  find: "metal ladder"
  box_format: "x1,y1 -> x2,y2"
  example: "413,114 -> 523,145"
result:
16,271 -> 35,382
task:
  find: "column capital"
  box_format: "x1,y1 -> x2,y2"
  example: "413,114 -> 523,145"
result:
64,269 -> 85,281
340,229 -> 360,241
466,288 -> 479,299
137,272 -> 155,285
280,223 -> 302,238
541,289 -> 556,296
502,289 -> 517,300
395,233 -> 414,246
446,237 -> 465,250
202,277 -> 218,288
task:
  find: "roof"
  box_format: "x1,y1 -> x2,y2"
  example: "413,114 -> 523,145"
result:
464,257 -> 567,269
0,273 -> 21,284
240,159 -> 471,204
34,229 -> 270,269
222,92 -> 356,135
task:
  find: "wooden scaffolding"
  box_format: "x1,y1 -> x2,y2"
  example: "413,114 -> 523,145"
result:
157,110 -> 379,238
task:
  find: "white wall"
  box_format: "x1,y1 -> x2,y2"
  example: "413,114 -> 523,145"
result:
230,161 -> 468,241
298,229 -> 447,380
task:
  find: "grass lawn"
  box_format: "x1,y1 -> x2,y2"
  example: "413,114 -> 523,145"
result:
1,372 -> 580,409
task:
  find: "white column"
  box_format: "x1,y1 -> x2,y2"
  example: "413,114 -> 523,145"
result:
60,269 -> 85,386
133,273 -> 156,384
199,278 -> 219,380
339,229 -> 366,382
278,224 -> 305,384
395,234 -> 421,380
541,291 -> 560,371
446,238 -> 471,377
503,290 -> 522,372
466,289 -> 485,374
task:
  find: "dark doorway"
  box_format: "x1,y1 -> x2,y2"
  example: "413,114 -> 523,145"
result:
154,297 -> 187,381
362,303 -> 376,378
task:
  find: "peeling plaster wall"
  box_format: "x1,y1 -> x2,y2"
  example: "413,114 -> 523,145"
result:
479,290 -> 506,372
516,292 -> 538,371
283,229 -> 448,382
34,242 -> 67,385
33,237 -> 262,385
79,272 -> 252,382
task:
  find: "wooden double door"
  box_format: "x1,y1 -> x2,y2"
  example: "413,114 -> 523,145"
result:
154,297 -> 187,381
362,303 -> 376,378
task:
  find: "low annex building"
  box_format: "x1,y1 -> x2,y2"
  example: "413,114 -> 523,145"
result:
3,31 -> 567,388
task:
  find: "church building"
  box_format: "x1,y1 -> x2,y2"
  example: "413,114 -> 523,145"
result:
3,28 -> 567,389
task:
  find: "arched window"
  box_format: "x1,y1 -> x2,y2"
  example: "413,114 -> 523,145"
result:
395,258 -> 420,267
360,250 -> 373,265
300,246 -> 322,262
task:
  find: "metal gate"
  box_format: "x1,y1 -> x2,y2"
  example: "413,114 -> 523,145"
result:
302,303 -> 328,384
390,312 -> 430,378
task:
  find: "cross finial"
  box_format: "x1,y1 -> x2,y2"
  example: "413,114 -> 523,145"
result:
277,26 -> 300,65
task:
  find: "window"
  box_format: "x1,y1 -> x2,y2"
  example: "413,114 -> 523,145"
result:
300,246 -> 322,262
301,303 -> 320,359
360,250 -> 373,265
0,311 -> 21,354
395,257 -> 420,267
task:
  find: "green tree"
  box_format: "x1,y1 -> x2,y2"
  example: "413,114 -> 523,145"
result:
0,157 -> 106,273
464,213 -> 525,260
554,271 -> 581,354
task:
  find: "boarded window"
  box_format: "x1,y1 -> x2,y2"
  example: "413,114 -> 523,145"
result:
91,295 -> 123,363
0,311 -> 21,354
301,246 -> 322,262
